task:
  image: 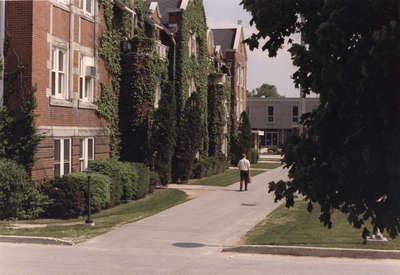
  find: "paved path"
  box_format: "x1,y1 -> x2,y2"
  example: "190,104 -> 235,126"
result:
1,167 -> 400,274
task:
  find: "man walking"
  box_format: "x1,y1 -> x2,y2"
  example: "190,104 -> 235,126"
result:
238,153 -> 250,191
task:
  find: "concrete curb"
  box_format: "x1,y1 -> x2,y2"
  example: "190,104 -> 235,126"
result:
222,245 -> 400,260
0,235 -> 74,246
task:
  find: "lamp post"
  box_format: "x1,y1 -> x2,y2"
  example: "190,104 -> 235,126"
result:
85,168 -> 95,227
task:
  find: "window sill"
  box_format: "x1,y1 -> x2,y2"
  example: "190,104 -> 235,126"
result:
50,97 -> 73,108
80,12 -> 95,23
78,100 -> 97,110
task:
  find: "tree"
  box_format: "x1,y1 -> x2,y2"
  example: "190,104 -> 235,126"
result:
241,0 -> 400,238
231,111 -> 253,165
151,83 -> 177,185
251,83 -> 281,98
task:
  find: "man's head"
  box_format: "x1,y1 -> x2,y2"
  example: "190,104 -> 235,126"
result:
242,153 -> 246,159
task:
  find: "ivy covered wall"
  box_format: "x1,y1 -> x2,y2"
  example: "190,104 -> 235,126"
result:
175,0 -> 209,155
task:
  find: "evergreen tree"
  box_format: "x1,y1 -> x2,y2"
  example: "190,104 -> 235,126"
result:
237,111 -> 252,158
151,83 -> 177,185
174,93 -> 202,183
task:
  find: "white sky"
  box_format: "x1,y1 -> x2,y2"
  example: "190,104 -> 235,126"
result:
203,0 -> 301,98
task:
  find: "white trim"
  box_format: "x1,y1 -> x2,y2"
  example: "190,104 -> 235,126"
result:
54,138 -> 71,177
115,0 -> 136,15
148,2 -> 161,18
180,0 -> 190,10
38,126 -> 109,137
79,137 -> 94,172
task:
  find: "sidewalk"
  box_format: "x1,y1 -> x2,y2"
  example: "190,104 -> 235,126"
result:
1,166 -> 399,260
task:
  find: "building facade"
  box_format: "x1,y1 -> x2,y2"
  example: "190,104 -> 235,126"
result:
212,26 -> 247,121
247,97 -> 320,148
4,0 -> 134,180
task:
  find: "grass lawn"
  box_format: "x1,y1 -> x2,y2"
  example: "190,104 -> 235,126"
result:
244,200 -> 400,250
0,189 -> 188,243
251,162 -> 282,169
190,169 -> 266,187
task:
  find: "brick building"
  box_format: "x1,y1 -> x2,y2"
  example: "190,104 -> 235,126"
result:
4,0 -> 134,180
211,26 -> 247,121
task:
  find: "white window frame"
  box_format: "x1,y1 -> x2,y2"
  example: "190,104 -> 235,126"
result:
80,0 -> 94,16
188,77 -> 195,97
79,137 -> 94,172
79,55 -> 95,102
51,47 -> 68,99
54,138 -> 71,177
154,78 -> 162,109
188,34 -> 192,57
56,0 -> 70,5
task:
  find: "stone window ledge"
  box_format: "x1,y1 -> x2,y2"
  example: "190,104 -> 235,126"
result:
50,97 -> 73,108
78,100 -> 97,110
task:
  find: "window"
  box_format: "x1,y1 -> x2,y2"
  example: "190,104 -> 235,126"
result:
79,55 -> 95,102
188,77 -> 195,97
292,106 -> 299,122
154,78 -> 162,109
54,138 -> 71,177
268,106 -> 274,122
79,137 -> 94,172
80,0 -> 94,16
265,132 -> 279,146
51,48 -> 67,98
156,41 -> 167,59
188,34 -> 197,57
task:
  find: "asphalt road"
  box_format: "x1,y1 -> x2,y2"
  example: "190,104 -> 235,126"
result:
1,167 -> 400,274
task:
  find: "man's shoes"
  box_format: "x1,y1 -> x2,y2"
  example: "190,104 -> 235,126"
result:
245,189 -> 248,191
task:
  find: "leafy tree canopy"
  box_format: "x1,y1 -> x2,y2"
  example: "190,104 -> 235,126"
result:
242,0 -> 400,238
248,83 -> 282,98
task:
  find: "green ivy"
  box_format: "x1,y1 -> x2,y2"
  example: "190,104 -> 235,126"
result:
174,0 -> 209,181
97,0 -> 132,158
208,75 -> 231,157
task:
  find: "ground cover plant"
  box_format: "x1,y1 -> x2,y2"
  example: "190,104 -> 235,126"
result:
190,169 -> 265,187
244,200 -> 400,250
251,163 -> 281,170
0,189 -> 188,243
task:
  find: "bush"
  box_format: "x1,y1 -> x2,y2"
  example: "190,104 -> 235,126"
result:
248,148 -> 259,164
41,175 -> 86,219
149,171 -> 160,193
66,173 -> 111,213
192,156 -> 228,179
90,159 -> 123,205
89,159 -> 139,202
0,159 -> 49,219
132,163 -> 150,199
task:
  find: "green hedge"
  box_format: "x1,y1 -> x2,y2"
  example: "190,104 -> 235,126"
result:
131,162 -> 150,199
149,171 -> 160,193
89,159 -> 139,204
0,159 -> 49,220
192,156 -> 228,179
41,175 -> 86,219
248,148 -> 259,164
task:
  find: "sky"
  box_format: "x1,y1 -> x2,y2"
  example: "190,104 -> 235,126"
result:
203,0 -> 301,98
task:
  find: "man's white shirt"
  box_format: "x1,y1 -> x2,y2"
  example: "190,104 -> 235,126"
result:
238,158 -> 250,171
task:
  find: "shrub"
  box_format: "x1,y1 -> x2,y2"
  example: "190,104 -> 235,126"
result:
149,171 -> 160,193
248,148 -> 259,164
192,156 -> 228,179
131,163 -> 150,199
66,173 -> 111,213
89,159 -> 123,205
41,175 -> 86,219
0,159 -> 49,219
89,159 -> 139,202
